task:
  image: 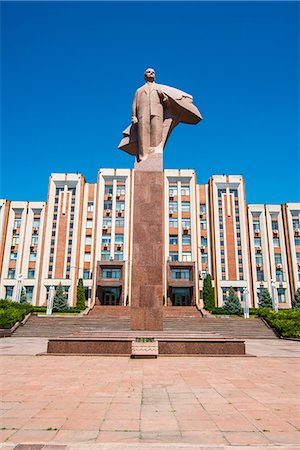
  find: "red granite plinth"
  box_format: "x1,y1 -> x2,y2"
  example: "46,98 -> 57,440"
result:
47,332 -> 246,356
131,159 -> 164,330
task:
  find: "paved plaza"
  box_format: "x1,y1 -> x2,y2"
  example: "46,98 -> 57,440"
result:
1,338 -> 300,448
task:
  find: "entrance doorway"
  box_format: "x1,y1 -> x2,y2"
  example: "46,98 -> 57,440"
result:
99,287 -> 121,305
170,287 -> 192,306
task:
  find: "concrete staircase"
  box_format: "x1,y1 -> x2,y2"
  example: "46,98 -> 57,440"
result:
87,306 -> 130,317
13,306 -> 277,339
164,317 -> 277,339
13,314 -> 130,337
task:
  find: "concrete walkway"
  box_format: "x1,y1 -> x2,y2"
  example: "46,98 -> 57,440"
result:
1,337 -> 300,448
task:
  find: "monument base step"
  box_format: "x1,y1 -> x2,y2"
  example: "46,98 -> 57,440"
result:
47,331 -> 246,356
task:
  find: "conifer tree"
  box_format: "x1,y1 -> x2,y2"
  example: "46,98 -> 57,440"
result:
293,288 -> 300,308
76,278 -> 86,310
53,283 -> 69,312
223,287 -> 242,315
20,287 -> 28,304
258,288 -> 272,308
203,274 -> 215,310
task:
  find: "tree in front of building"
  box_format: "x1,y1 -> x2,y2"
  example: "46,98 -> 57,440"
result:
53,283 -> 69,312
76,278 -> 86,310
20,287 -> 28,304
203,274 -> 215,310
223,287 -> 242,315
293,288 -> 300,308
258,288 -> 272,308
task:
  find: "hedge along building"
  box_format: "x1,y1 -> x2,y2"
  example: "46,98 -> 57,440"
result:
0,169 -> 299,309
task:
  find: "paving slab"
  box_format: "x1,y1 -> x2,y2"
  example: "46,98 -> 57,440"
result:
1,338 -> 300,447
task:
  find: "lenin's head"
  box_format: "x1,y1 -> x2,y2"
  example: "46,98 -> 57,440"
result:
144,68 -> 156,82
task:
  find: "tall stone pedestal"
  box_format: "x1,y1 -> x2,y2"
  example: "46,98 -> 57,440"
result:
130,154 -> 163,331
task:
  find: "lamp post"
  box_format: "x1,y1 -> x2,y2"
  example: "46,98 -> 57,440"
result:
271,279 -> 278,312
46,286 -> 55,315
243,288 -> 249,319
14,274 -> 23,303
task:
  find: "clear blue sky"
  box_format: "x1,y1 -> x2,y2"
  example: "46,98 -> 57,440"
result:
1,1 -> 299,204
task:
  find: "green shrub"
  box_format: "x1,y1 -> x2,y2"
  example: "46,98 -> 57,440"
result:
203,274 -> 215,310
76,279 -> 86,310
293,288 -> 300,308
53,284 -> 69,312
256,307 -> 300,337
258,288 -> 272,308
0,308 -> 23,329
223,287 -> 242,315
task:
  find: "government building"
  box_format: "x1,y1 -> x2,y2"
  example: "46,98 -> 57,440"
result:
0,169 -> 299,309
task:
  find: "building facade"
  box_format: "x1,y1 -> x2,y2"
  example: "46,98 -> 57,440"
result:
0,169 -> 299,309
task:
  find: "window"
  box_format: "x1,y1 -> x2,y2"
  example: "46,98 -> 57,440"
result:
169,252 -> 178,262
254,238 -> 261,246
221,258 -> 225,264
278,288 -> 285,303
28,269 -> 35,279
257,270 -> 264,281
12,236 -> 19,245
298,269 -> 300,281
115,218 -> 124,228
105,185 -> 113,195
104,201 -> 112,210
5,286 -> 13,300
52,231 -> 56,237
87,202 -> 94,212
8,269 -> 15,279
84,253 -> 91,262
32,218 -> 40,228
200,220 -> 207,230
86,219 -> 93,229
182,219 -> 191,228
253,220 -> 260,231
26,286 -> 34,301
169,218 -> 178,228
238,258 -> 243,265
171,269 -> 190,280
273,238 -> 280,247
85,236 -> 92,245
116,186 -> 126,196
115,234 -> 124,244
102,235 -> 111,244
31,236 -> 39,245
103,218 -> 112,227
114,251 -> 123,261
68,240 -> 72,245
182,252 -> 192,262
256,254 -> 263,265
169,202 -> 178,212
276,270 -> 283,281
169,186 -> 177,197
181,186 -> 190,196
201,253 -> 208,265
14,218 -> 22,228
169,235 -> 178,245
200,204 -> 206,214
274,254 -> 282,264
101,251 -> 110,261
297,252 -> 300,263
30,252 -> 37,261
10,252 -> 17,260
83,269 -> 91,279
295,238 -> 300,246
102,269 -> 121,279
116,201 -> 125,211
182,234 -> 191,245
201,237 -> 207,246
293,219 -> 300,230
181,202 -> 190,212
